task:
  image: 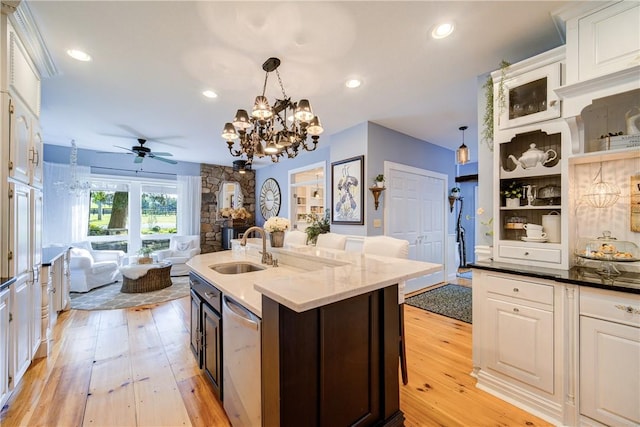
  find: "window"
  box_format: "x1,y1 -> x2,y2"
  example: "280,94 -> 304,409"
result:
85,177 -> 177,254
140,184 -> 177,252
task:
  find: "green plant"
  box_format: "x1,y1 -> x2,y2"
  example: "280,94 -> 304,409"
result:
305,209 -> 330,245
501,181 -> 523,199
450,186 -> 461,195
138,246 -> 154,257
481,60 -> 510,152
374,174 -> 384,183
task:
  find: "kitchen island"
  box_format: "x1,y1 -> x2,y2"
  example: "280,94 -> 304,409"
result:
187,241 -> 441,427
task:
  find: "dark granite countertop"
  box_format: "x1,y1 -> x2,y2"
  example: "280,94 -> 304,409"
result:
42,246 -> 70,266
470,260 -> 640,295
1,276 -> 16,292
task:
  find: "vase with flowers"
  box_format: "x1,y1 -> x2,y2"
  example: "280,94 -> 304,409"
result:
220,206 -> 252,226
263,216 -> 290,247
501,181 -> 523,208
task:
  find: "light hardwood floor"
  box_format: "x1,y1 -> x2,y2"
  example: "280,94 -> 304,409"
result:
1,278 -> 551,426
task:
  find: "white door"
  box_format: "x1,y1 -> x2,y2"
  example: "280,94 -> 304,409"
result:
385,162 -> 446,293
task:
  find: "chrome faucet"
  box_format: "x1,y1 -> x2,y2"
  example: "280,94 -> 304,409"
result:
240,226 -> 273,265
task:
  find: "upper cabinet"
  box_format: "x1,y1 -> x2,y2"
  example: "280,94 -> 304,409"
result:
498,62 -> 562,130
3,21 -> 42,188
564,0 -> 640,85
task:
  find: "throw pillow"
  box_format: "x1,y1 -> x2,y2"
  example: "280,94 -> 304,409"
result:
176,241 -> 191,252
70,247 -> 92,259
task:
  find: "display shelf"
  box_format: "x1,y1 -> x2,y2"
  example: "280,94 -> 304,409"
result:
568,145 -> 640,165
500,162 -> 561,179
500,205 -> 562,211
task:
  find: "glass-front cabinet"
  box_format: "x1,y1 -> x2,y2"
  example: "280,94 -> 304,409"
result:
498,62 -> 562,130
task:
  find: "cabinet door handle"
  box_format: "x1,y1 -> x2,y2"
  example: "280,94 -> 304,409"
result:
513,287 -> 519,293
615,304 -> 640,315
549,100 -> 557,107
204,292 -> 218,300
513,308 -> 519,313
523,252 -> 529,256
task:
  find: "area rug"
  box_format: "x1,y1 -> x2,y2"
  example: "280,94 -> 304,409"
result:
405,284 -> 472,323
70,276 -> 189,311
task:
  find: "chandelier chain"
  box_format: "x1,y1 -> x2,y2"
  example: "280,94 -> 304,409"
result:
275,69 -> 288,99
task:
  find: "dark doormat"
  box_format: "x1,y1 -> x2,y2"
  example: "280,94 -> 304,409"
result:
405,284 -> 472,323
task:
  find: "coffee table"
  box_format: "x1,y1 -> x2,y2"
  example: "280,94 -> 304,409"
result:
120,261 -> 172,293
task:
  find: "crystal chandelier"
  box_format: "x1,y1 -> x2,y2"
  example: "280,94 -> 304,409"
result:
221,57 -> 323,166
54,140 -> 91,197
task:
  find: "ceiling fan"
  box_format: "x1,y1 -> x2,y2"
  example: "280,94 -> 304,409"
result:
115,138 -> 177,164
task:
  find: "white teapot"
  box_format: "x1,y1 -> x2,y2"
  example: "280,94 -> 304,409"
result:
509,143 -> 557,169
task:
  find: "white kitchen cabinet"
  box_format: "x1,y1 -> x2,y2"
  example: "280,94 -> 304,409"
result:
565,0 -> 640,85
30,189 -> 42,357
579,287 -> 640,426
10,275 -> 31,389
0,286 -> 10,408
474,269 -> 572,424
8,181 -> 31,279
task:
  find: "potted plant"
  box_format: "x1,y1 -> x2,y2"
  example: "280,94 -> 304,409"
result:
138,246 -> 154,264
450,186 -> 461,199
305,209 -> 330,245
374,174 -> 385,188
501,181 -> 523,208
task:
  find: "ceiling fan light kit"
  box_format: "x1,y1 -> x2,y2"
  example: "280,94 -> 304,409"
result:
222,57 -> 323,167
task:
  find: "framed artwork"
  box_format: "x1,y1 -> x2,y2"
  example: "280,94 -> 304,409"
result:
631,175 -> 640,232
331,155 -> 364,225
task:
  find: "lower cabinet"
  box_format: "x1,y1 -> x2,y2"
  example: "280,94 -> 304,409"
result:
11,275 -> 32,389
474,269 -> 570,425
579,287 -> 640,426
0,287 -> 10,407
202,303 -> 221,390
189,273 -> 222,400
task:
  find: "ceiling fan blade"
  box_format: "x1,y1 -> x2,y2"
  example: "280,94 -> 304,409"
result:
150,155 -> 178,164
134,156 -> 144,164
150,152 -> 173,156
114,145 -> 136,153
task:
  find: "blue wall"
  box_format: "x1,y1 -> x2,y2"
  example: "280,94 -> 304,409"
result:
254,121 -> 461,236
367,122 -> 458,235
254,146 -> 331,227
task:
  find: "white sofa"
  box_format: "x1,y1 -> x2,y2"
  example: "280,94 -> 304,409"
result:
69,241 -> 125,293
155,235 -> 201,276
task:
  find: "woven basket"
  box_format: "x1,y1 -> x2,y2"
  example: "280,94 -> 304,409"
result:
121,264 -> 172,293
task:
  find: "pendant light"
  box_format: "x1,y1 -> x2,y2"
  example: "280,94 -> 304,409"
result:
456,125 -> 469,165
583,162 -> 620,208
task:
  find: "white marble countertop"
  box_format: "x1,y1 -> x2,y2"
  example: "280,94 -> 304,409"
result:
187,239 -> 442,317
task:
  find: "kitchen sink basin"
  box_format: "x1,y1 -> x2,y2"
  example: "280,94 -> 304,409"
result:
209,262 -> 266,274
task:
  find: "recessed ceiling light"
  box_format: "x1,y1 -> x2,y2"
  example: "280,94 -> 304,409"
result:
345,79 -> 362,89
432,22 -> 454,39
66,49 -> 91,62
202,90 -> 218,99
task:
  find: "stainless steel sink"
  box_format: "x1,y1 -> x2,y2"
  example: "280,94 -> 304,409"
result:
209,262 -> 266,274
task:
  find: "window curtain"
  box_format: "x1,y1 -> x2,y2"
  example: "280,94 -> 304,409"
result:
177,174 -> 201,236
43,162 -> 91,246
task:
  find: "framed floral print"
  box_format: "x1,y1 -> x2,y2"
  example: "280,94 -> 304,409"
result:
331,155 -> 364,225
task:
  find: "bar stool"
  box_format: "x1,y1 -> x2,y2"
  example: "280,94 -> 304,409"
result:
362,235 -> 410,385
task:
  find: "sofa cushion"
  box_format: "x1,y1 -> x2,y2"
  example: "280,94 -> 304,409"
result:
91,261 -> 119,275
164,255 -> 190,264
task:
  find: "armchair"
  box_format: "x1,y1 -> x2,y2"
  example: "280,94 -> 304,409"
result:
155,235 -> 201,276
69,241 -> 125,293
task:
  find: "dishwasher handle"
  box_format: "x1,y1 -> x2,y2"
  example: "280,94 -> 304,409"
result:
223,296 -> 260,331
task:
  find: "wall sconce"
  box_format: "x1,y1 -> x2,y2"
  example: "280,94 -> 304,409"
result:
369,186 -> 385,210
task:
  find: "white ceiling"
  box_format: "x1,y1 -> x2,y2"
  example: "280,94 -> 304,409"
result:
23,1 -> 577,168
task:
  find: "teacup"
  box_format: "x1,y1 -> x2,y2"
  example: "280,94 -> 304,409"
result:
523,223 -> 543,231
526,230 -> 547,239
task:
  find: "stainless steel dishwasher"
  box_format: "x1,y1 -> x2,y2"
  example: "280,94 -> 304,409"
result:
222,295 -> 262,427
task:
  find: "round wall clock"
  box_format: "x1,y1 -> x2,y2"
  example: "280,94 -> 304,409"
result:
259,178 -> 281,220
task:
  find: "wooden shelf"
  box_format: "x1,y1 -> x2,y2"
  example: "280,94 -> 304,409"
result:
500,205 -> 561,210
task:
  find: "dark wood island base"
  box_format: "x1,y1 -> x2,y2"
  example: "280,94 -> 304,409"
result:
262,284 -> 404,427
